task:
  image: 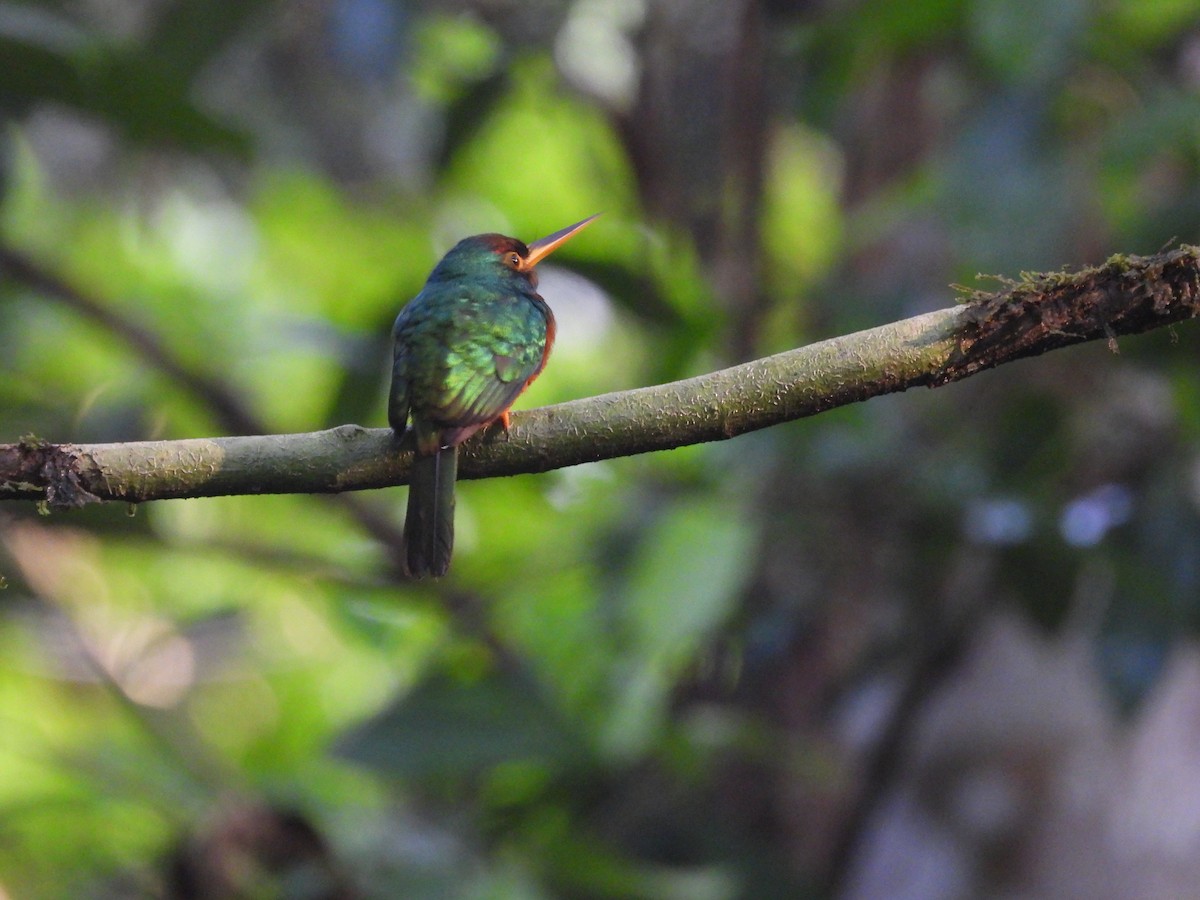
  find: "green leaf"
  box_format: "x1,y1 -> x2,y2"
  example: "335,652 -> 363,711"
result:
0,30 -> 249,156
440,56 -> 637,235
144,0 -> 270,82
603,498 -> 757,758
335,669 -> 582,780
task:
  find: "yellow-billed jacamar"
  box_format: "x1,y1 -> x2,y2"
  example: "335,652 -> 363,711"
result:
389,215 -> 598,577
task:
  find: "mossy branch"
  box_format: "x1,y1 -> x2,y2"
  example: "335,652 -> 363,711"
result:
4,247 -> 1200,507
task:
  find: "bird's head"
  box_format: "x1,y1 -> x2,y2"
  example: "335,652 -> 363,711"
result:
430,214 -> 599,288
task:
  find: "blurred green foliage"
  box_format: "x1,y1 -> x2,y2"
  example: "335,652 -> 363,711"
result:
3,0 -> 1200,897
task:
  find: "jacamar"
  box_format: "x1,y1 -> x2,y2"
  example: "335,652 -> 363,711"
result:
389,215 -> 598,577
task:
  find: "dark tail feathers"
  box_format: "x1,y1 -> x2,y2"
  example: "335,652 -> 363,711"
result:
404,446 -> 457,577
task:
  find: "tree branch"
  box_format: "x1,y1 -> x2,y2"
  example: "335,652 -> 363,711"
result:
4,247 -> 1200,507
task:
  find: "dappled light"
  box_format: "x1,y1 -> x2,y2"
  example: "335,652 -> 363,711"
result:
4,1 -> 1200,897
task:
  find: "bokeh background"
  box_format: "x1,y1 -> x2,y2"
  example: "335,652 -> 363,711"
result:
4,1 -> 1200,897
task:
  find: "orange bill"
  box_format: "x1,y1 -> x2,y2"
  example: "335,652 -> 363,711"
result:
524,214 -> 601,268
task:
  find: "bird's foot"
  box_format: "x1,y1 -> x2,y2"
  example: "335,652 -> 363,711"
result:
482,411 -> 513,443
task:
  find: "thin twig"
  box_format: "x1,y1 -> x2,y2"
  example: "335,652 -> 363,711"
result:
0,246 -> 262,436
821,596 -> 985,895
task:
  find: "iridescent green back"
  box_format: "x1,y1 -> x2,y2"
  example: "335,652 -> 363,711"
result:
389,235 -> 552,454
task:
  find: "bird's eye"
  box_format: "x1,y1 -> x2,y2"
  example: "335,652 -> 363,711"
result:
508,252 -> 521,268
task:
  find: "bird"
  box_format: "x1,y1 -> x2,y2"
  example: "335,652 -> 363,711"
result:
389,215 -> 598,577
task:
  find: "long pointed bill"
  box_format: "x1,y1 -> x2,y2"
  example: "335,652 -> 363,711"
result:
523,213 -> 600,268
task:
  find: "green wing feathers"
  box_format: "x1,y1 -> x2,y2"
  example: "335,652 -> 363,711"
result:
387,368 -> 409,434
395,293 -> 547,432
